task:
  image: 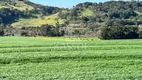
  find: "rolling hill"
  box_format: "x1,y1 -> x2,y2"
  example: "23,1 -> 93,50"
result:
1,0 -> 142,38
0,0 -> 64,27
0,0 -> 34,11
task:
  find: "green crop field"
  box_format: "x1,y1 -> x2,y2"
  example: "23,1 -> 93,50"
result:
0,37 -> 142,80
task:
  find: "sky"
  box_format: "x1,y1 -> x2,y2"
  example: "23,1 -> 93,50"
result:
29,0 -> 108,8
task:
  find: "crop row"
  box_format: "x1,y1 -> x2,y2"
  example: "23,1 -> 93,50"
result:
0,45 -> 142,53
0,49 -> 142,64
0,59 -> 142,80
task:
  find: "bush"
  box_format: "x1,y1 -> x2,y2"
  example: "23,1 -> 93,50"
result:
0,30 -> 4,36
139,31 -> 142,39
99,25 -> 139,39
21,31 -> 28,36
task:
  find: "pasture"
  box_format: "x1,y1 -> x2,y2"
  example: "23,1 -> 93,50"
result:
0,37 -> 142,80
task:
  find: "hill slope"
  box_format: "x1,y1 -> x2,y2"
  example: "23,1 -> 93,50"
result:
12,13 -> 65,27
0,0 -> 33,11
58,1 -> 142,37
0,0 -> 63,26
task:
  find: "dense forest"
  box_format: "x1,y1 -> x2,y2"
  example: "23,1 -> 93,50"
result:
1,0 -> 142,39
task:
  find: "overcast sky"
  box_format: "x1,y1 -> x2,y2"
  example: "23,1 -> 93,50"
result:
29,0 -> 108,8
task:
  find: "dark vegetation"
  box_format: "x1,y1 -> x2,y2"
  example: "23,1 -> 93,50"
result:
0,8 -> 31,24
21,23 -> 62,37
1,0 -> 142,39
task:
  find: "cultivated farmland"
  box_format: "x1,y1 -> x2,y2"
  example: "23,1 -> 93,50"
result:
0,37 -> 142,80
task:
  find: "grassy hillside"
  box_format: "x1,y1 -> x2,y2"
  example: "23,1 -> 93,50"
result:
0,0 -> 62,27
12,13 -> 65,27
0,37 -> 142,79
0,0 -> 33,11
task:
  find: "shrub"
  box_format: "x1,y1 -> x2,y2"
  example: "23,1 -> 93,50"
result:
139,31 -> 142,39
99,25 -> 139,39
